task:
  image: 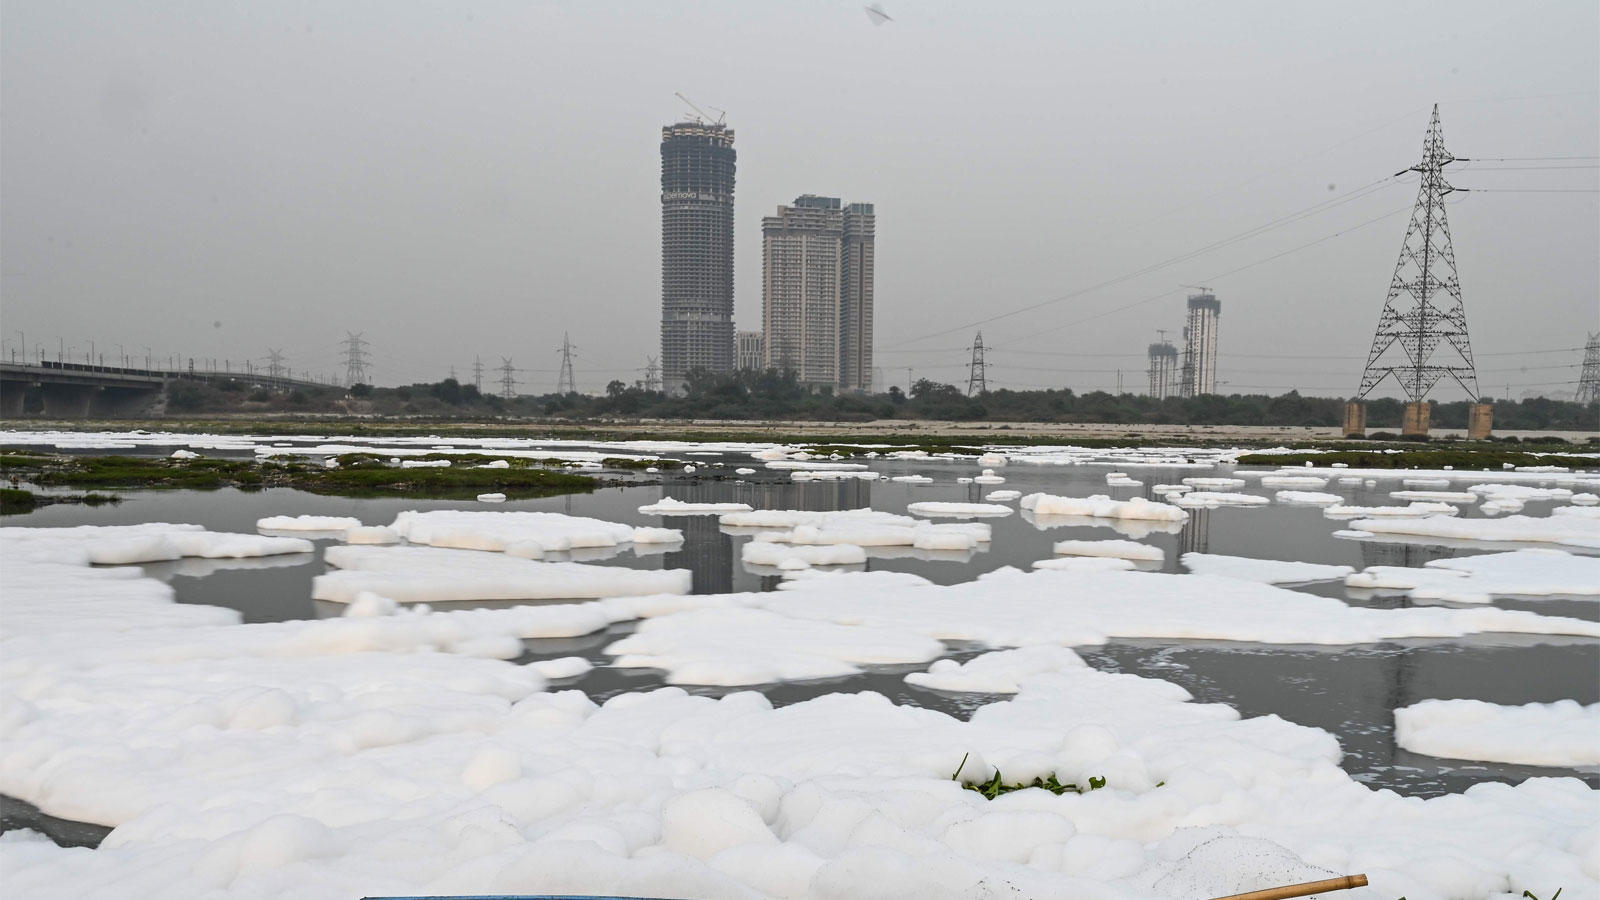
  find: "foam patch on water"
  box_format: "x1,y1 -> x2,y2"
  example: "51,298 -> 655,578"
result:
1395,699 -> 1600,766
1181,553 -> 1354,584
1348,512 -> 1600,549
256,515 -> 363,532
3,519 -> 1598,898
1021,493 -> 1188,522
315,545 -> 691,603
1346,548 -> 1600,603
1052,540 -> 1163,562
388,509 -> 677,556
639,497 -> 754,515
907,502 -> 1014,519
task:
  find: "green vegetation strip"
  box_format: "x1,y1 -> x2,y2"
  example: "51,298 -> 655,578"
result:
2,454 -> 598,500
1235,449 -> 1597,470
0,488 -> 120,514
952,753 -> 1108,800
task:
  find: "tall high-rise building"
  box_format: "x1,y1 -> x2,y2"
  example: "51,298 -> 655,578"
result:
660,121 -> 736,393
761,195 -> 875,391
736,331 -> 765,371
839,203 -> 875,393
1180,291 -> 1221,397
1147,341 -> 1178,399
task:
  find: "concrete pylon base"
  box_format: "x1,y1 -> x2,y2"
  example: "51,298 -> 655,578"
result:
1341,401 -> 1367,438
1401,401 -> 1431,438
1468,401 -> 1493,440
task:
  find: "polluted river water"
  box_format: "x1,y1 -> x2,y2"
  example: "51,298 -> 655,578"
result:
1,433 -> 1597,897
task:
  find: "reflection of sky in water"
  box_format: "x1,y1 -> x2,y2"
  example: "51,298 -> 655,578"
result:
7,448 -> 1596,796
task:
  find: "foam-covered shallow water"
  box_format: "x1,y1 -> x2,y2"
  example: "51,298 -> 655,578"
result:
3,438 -> 1596,883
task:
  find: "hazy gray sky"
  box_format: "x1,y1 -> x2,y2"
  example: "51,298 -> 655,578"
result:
4,1 -> 1596,399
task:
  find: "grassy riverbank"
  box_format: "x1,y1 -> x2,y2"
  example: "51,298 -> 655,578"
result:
1,453 -> 603,500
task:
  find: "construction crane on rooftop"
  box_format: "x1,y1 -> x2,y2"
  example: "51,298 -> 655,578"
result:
674,92 -> 725,125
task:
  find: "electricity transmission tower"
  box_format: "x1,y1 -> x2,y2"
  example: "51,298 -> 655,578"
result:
265,349 -> 288,380
966,332 -> 989,396
498,358 -> 519,400
556,333 -> 578,394
643,356 -> 661,393
472,356 -> 485,393
340,332 -> 371,387
1577,334 -> 1600,404
1355,105 -> 1479,402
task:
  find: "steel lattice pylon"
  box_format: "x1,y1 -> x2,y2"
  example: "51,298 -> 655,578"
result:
1356,105 -> 1479,402
1577,333 -> 1600,404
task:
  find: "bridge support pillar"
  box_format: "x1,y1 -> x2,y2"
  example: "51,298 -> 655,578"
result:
1401,401 -> 1431,439
1467,402 -> 1493,440
1341,401 -> 1366,438
0,385 -> 24,419
40,384 -> 97,418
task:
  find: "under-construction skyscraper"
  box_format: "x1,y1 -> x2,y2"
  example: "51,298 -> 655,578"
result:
1180,291 -> 1221,397
660,121 -> 737,393
1147,340 -> 1178,399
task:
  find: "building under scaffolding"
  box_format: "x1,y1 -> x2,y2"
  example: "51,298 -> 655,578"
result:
660,121 -> 737,393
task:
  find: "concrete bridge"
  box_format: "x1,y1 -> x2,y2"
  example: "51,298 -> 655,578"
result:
0,361 -> 329,418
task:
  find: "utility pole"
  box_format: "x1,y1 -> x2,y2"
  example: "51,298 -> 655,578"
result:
340,332 -> 371,387
1577,334 -> 1600,404
1355,104 -> 1479,404
472,356 -> 485,393
498,357 -> 519,400
966,332 -> 989,397
556,332 -> 578,394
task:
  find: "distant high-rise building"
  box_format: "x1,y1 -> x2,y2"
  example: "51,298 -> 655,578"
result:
736,331 -> 765,371
761,195 -> 875,391
660,121 -> 736,393
1147,341 -> 1178,399
839,203 -> 875,393
1180,291 -> 1221,397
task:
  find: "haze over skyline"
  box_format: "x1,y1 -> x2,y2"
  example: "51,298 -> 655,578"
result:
4,1 -> 1596,399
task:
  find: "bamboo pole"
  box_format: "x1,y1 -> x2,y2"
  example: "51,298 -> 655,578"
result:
1206,873 -> 1369,900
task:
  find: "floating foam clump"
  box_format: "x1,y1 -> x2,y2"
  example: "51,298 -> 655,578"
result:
1031,556 -> 1137,572
1258,475 -> 1328,489
974,469 -> 1006,484
315,545 -> 691,603
1273,491 -> 1342,505
1052,539 -> 1163,562
168,448 -> 199,459
256,515 -> 363,532
1347,513 -> 1600,550
1182,553 -> 1353,584
1467,483 -> 1574,503
399,459 -> 450,468
890,474 -> 934,484
734,468 -> 756,475
389,509 -> 667,556
1175,491 -> 1270,508
1387,490 -> 1479,503
906,646 -> 1086,694
0,524 -> 311,565
1345,548 -> 1600,602
476,493 -> 507,502
1324,501 -> 1459,519
906,502 -> 1013,518
976,453 -> 1007,467
1182,477 -> 1246,489
741,541 -> 868,569
638,497 -> 753,515
343,526 -> 400,545
1395,699 -> 1600,766
984,490 -> 1022,502
1021,493 -> 1188,522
